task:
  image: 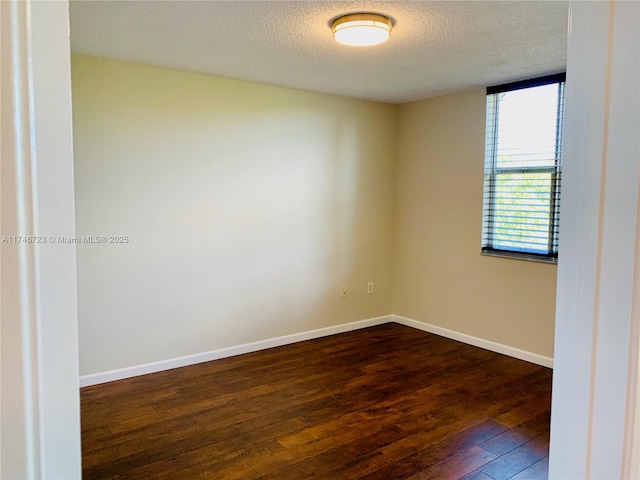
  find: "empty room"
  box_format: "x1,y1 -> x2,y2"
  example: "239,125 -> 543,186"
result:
1,1 -> 638,479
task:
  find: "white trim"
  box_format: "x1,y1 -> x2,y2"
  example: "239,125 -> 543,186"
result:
1,1 -> 81,478
549,2 -> 640,478
2,2 -> 42,477
392,315 -> 554,368
80,313 -> 557,387
80,315 -> 392,387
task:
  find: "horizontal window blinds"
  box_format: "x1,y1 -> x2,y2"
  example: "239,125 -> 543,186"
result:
482,74 -> 565,259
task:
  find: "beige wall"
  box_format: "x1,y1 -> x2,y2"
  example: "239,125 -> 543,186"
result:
71,56 -> 396,375
72,56 -> 558,376
392,89 -> 557,358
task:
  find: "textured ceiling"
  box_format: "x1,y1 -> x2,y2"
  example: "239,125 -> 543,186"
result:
69,1 -> 568,104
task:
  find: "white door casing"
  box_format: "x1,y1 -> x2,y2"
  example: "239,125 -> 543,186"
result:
0,1 -> 82,478
549,1 -> 640,478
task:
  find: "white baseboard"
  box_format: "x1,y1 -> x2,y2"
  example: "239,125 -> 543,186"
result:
80,313 -> 553,387
392,314 -> 554,368
79,315 -> 392,387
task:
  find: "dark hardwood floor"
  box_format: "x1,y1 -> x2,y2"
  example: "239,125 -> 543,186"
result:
81,323 -> 552,479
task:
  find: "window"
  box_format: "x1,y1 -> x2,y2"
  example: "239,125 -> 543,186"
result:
481,73 -> 566,262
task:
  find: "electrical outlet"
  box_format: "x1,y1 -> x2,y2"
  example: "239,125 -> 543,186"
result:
367,281 -> 374,294
339,285 -> 347,298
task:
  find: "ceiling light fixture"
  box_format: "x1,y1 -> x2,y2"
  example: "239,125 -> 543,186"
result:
332,13 -> 392,47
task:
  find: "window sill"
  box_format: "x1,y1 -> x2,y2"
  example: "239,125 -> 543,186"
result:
481,251 -> 558,265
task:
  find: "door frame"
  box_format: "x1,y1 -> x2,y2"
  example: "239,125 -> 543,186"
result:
1,1 -> 81,478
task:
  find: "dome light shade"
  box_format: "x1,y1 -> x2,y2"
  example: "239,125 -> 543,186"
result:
332,13 -> 392,47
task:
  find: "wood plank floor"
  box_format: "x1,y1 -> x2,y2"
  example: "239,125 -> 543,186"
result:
81,323 -> 552,479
